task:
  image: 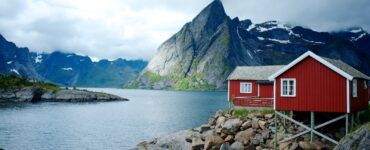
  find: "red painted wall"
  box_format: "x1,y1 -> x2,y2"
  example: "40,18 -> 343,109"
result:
229,80 -> 275,100
229,80 -> 274,107
229,80 -> 258,99
351,78 -> 369,112
259,84 -> 274,98
275,57 -> 347,113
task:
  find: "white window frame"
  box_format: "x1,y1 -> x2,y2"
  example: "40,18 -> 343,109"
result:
364,80 -> 367,90
240,82 -> 252,93
353,79 -> 358,98
281,78 -> 296,97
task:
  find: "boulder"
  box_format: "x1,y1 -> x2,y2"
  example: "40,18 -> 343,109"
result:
208,117 -> 216,126
251,133 -> 263,145
335,125 -> 370,150
241,120 -> 252,130
200,124 -> 211,133
221,118 -> 242,134
311,140 -> 326,149
264,114 -> 273,119
279,141 -> 291,150
224,135 -> 234,142
258,120 -> 267,129
230,141 -> 244,150
235,128 -> 255,145
204,135 -> 224,150
252,118 -> 260,129
216,116 -> 226,128
220,143 -> 231,150
290,142 -> 299,150
261,130 -> 270,140
298,141 -> 315,150
191,137 -> 204,150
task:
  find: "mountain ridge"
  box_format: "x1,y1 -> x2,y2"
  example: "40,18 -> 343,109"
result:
0,34 -> 147,87
129,0 -> 370,90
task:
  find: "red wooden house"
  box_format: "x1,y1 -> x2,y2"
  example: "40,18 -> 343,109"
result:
268,51 -> 369,144
227,65 -> 284,108
268,51 -> 369,113
227,51 -> 369,144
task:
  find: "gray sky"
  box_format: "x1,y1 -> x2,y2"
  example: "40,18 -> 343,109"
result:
0,0 -> 369,61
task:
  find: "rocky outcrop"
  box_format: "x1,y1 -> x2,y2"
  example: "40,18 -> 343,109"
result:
335,123 -> 370,150
131,0 -> 370,90
136,109 -> 333,150
0,87 -> 128,102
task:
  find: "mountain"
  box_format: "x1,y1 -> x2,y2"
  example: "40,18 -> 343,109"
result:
0,34 -> 147,87
129,0 -> 370,90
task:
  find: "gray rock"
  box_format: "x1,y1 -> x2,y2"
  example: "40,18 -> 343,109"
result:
216,116 -> 226,128
1,87 -> 128,103
204,134 -> 224,150
335,125 -> 370,150
241,120 -> 252,130
221,118 -> 242,134
191,137 -> 204,150
234,128 -> 255,145
220,143 -> 231,150
230,141 -> 244,150
137,130 -> 194,150
199,124 -> 211,133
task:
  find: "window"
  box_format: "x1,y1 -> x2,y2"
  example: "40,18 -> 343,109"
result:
364,81 -> 368,90
281,78 -> 296,97
353,79 -> 357,97
240,82 -> 252,93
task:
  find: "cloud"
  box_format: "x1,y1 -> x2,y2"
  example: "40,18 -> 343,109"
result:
0,0 -> 369,60
223,0 -> 370,32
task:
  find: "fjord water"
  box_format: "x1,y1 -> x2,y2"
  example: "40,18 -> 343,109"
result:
0,89 -> 227,149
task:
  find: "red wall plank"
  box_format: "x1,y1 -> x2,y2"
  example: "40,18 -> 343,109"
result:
259,84 -> 273,98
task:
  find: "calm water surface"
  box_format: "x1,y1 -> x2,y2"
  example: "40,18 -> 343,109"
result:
0,89 -> 227,150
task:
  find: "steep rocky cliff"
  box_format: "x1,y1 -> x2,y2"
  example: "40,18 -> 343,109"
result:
130,0 -> 370,90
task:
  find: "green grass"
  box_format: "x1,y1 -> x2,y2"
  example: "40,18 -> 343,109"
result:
0,74 -> 60,93
172,73 -> 216,91
231,108 -> 274,118
233,109 -> 250,118
143,71 -> 163,84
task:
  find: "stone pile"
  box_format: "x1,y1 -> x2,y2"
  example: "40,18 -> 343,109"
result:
137,109 -> 331,150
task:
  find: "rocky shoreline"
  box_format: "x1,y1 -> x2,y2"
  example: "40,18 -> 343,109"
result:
136,109 -> 370,150
0,87 -> 128,103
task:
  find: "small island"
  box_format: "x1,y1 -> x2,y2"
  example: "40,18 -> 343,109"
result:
0,75 -> 128,103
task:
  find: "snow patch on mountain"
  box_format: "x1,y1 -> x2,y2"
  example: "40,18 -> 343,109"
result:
350,28 -> 364,33
302,39 -> 325,44
10,69 -> 19,75
61,67 -> 73,71
351,33 -> 367,41
267,38 -> 290,44
35,55 -> 43,63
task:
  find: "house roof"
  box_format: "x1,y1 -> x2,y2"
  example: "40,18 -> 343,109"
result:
228,65 -> 284,80
268,51 -> 370,81
323,57 -> 370,80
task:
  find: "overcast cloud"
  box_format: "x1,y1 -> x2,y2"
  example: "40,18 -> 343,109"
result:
0,0 -> 369,60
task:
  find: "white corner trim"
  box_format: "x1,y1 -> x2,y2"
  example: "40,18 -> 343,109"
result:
273,80 -> 276,110
227,80 -> 230,101
257,84 -> 260,97
346,79 -> 350,113
268,51 -> 353,81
